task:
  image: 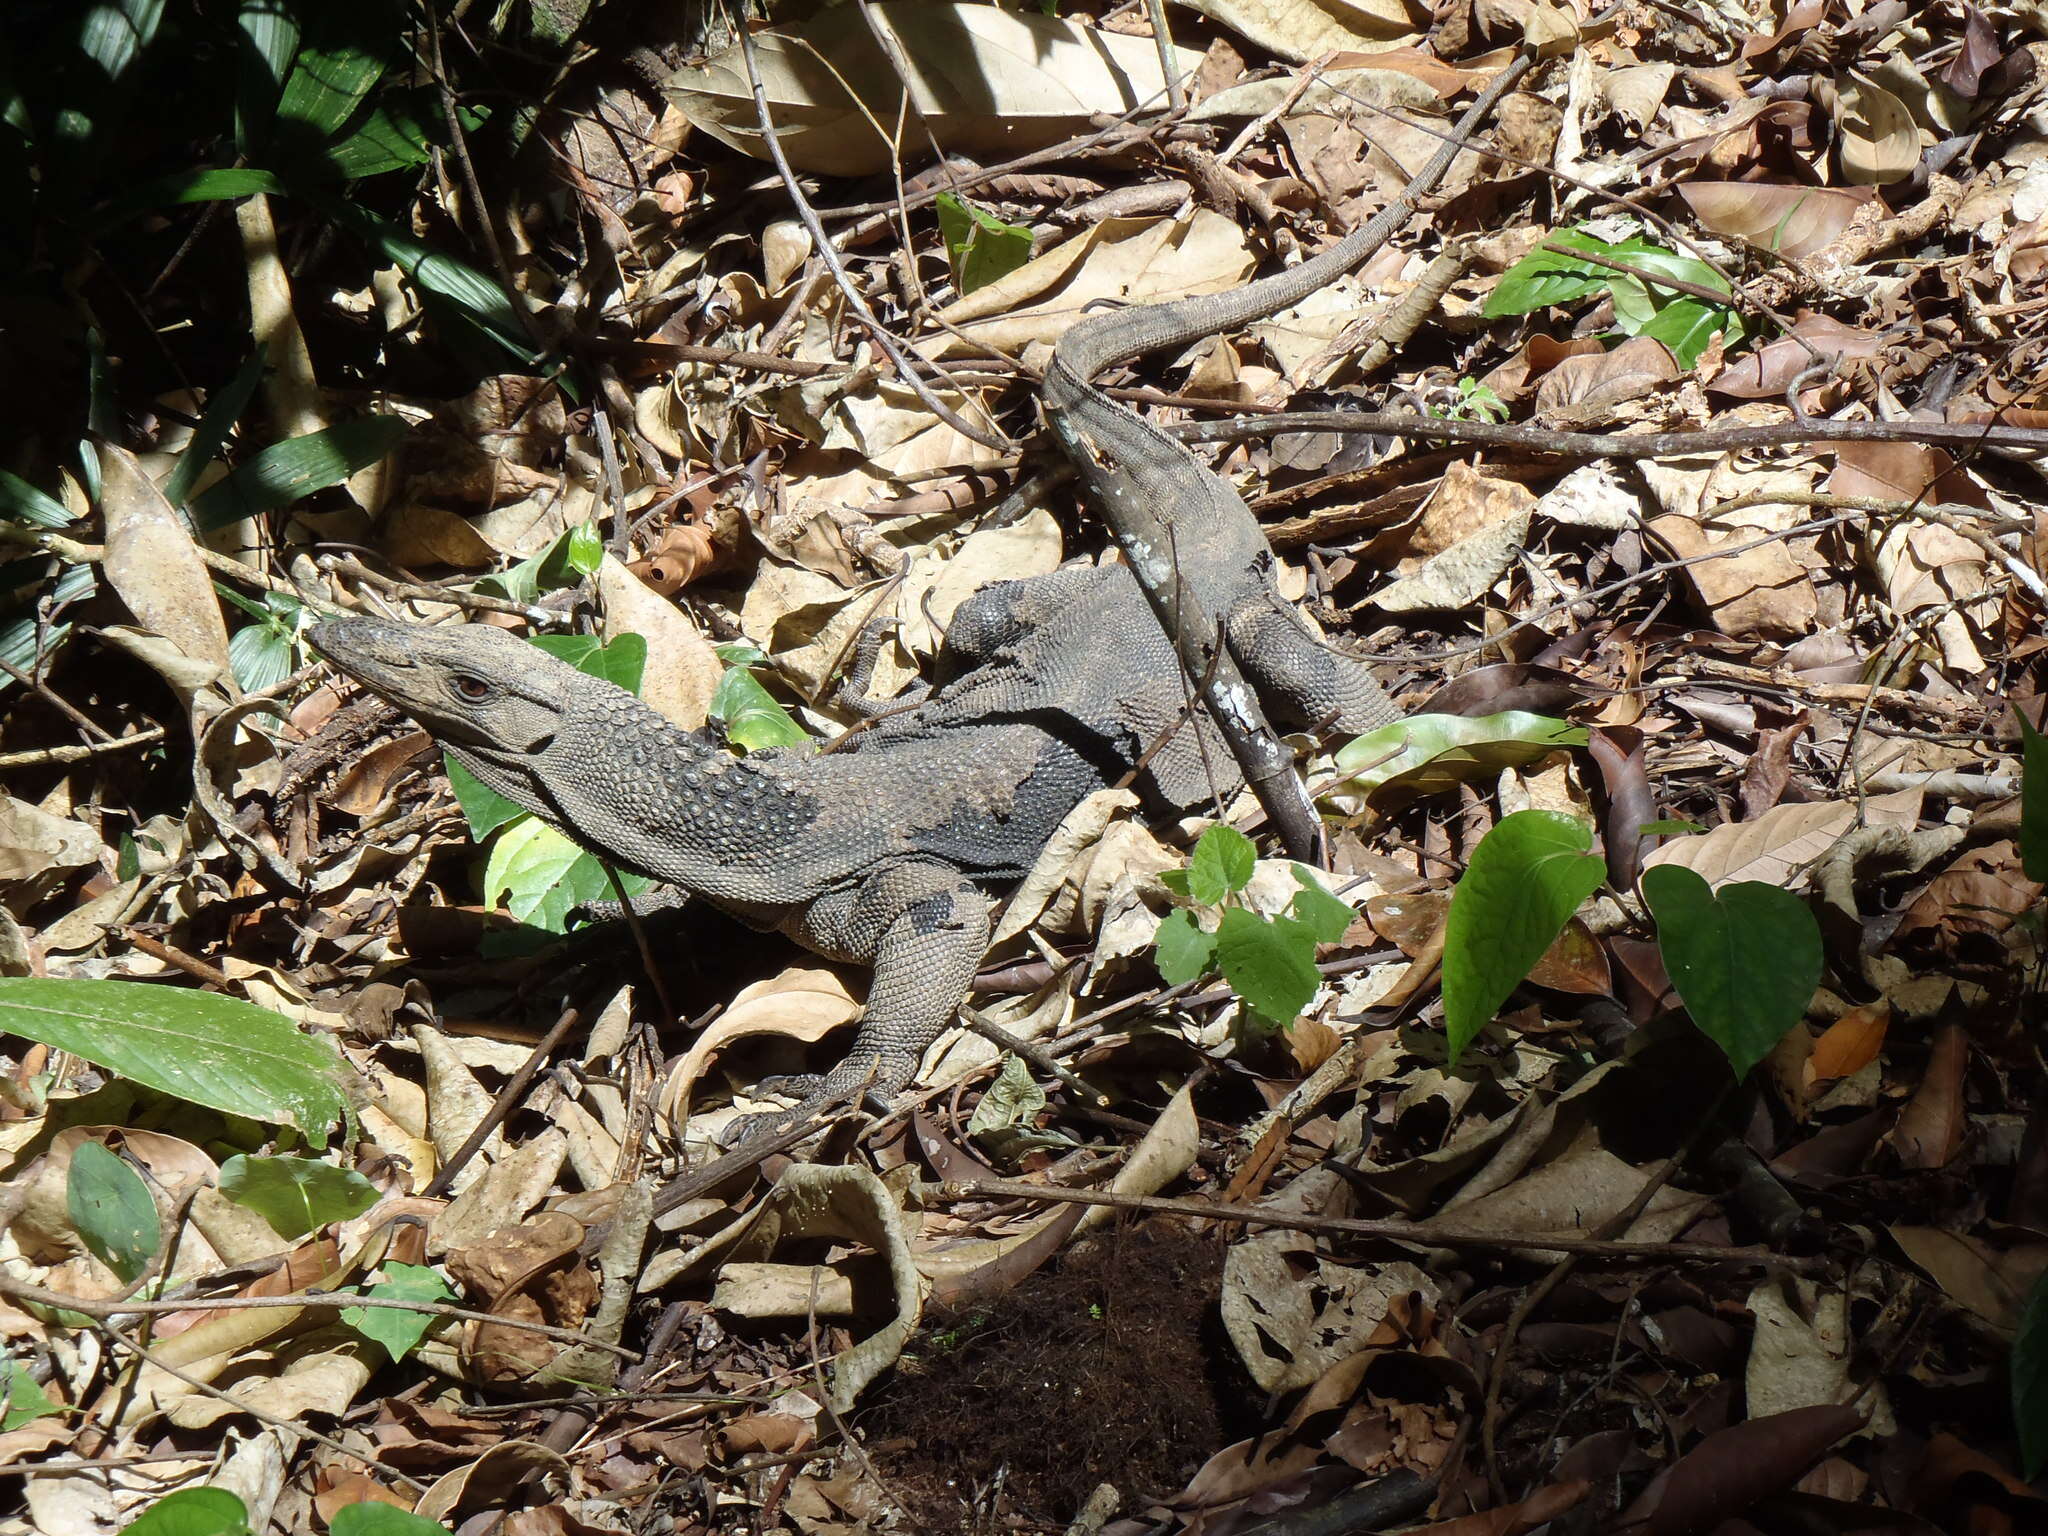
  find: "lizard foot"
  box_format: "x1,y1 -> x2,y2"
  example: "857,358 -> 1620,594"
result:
716,1053 -> 914,1148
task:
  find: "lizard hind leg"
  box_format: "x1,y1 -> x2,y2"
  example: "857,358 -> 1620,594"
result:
720,861 -> 992,1145
1226,591 -> 1401,734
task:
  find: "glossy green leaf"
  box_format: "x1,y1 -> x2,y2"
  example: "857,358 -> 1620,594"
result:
0,978 -> 349,1141
2015,1267 -> 2048,1479
329,1503 -> 450,1536
217,1154 -> 380,1239
67,1141 -> 159,1284
710,666 -> 809,752
191,417 -> 409,530
1642,865 -> 1821,1081
1187,824 -> 1257,906
477,521 -> 604,604
481,817 -> 651,932
1442,811 -> 1606,1063
1154,908 -> 1217,986
1333,711 -> 1587,811
1215,908 -> 1319,1028
320,93 -> 489,179
935,192 -> 1033,295
342,1262 -> 455,1362
2,1359 -> 60,1432
120,1487 -> 250,1536
2020,710 -> 2048,883
228,620 -> 296,693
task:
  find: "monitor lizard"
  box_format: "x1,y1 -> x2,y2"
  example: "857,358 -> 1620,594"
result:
310,51 -> 1530,1140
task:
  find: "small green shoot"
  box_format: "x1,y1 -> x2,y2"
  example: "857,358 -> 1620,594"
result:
2,1358 -> 61,1431
1434,377 -> 1508,423
1154,825 -> 1354,1031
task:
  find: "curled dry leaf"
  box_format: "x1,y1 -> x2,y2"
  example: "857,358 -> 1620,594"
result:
1891,1024 -> 1967,1171
627,523 -> 717,596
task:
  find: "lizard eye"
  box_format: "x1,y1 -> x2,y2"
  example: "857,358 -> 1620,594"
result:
452,675 -> 490,701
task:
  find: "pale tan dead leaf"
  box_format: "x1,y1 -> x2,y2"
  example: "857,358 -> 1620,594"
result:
1367,510 -> 1529,612
1641,800 -> 1857,889
98,446 -> 231,696
895,508 -> 1063,654
412,1024 -> 500,1195
1422,1144 -> 1710,1249
326,731 -> 436,817
165,1342 -> 375,1430
1833,74 -> 1922,185
995,787 -> 1142,943
1677,182 -> 1879,261
431,1129 -> 569,1256
0,797 -> 103,886
1709,314 -> 1884,398
1223,1234 -> 1440,1391
714,1263 -> 858,1318
1600,62 -> 1676,129
666,3 -> 1203,177
1745,1275 -> 1894,1433
1406,462 -> 1539,557
416,1442 -> 571,1527
595,554 -> 724,730
1644,511 -> 1817,640
1176,0 -> 1421,62
932,211 -> 1255,358
379,505 -> 500,568
1189,62 -> 1445,122
662,967 -> 864,1124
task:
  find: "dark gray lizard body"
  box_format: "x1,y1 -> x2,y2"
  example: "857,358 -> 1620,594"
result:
309,54 -> 1533,1130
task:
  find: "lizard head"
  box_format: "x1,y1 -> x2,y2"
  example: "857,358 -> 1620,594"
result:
310,617 -> 584,807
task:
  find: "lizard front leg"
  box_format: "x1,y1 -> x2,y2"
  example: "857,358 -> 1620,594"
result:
727,860 -> 991,1141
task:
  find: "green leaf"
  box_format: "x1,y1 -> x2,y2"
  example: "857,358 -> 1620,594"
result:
2015,1267 -> 2048,1480
2,1358 -> 60,1431
934,193 -> 1033,295
530,631 -> 644,692
234,0 -> 300,153
162,358 -> 267,511
191,417 -> 410,530
1154,908 -> 1217,986
1187,825 -> 1257,906
1288,873 -> 1355,945
1442,810 -> 1606,1064
320,92 -> 489,180
228,620 -> 296,694
444,756 -> 524,840
274,37 -> 389,149
1215,908 -> 1320,1028
1333,711 -> 1587,811
1642,865 -> 1821,1081
1482,239 -> 1613,317
66,1141 -> 160,1284
477,522 -> 603,604
217,1154 -> 380,1240
2020,710 -> 2048,883
1629,293 -> 1742,369
481,817 -> 650,932
341,1262 -> 455,1362
121,1487 -> 251,1536
0,469 -> 73,528
710,666 -> 809,752
329,1503 -> 450,1536
0,978 -> 349,1142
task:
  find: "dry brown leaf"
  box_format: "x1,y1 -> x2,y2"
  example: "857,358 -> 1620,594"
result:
1176,0 -> 1423,64
98,446 -> 231,697
1640,800 -> 1856,889
1677,182 -> 1878,262
662,967 -> 864,1125
1643,512 -> 1818,639
1832,74 -> 1923,185
1807,1002 -> 1889,1084
1891,1024 -> 1967,1170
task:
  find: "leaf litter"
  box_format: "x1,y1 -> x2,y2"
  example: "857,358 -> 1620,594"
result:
1,0 -> 2047,1531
